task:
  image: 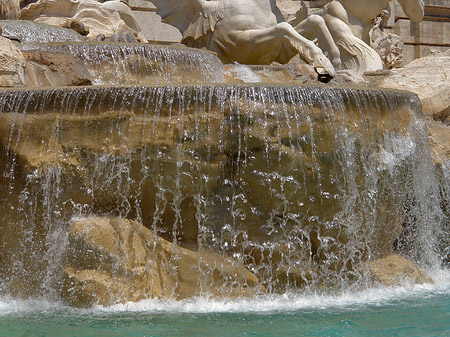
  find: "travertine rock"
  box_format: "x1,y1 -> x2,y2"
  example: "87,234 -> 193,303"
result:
20,0 -> 141,39
23,49 -> 92,87
62,216 -> 262,307
0,36 -> 25,87
427,120 -> 450,166
380,50 -> 450,117
367,254 -> 433,286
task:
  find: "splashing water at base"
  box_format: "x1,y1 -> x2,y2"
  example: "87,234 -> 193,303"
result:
1,272 -> 449,336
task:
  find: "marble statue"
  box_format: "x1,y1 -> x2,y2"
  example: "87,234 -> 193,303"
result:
292,0 -> 424,73
149,0 -> 336,77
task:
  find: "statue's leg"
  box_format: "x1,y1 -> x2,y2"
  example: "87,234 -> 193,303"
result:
324,15 -> 384,73
294,15 -> 342,70
242,22 -> 335,76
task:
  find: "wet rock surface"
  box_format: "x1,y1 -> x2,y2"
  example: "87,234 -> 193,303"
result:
0,84 -> 425,302
23,49 -> 92,86
20,0 -> 141,40
63,216 -> 262,307
367,254 -> 433,287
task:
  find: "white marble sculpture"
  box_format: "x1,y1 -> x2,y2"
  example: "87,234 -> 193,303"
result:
292,0 -> 424,73
149,0 -> 336,77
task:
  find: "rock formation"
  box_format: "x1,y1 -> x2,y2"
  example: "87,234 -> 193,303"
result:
380,49 -> 450,118
367,254 -> 433,287
63,217 -> 263,307
20,0 -> 143,40
0,36 -> 25,87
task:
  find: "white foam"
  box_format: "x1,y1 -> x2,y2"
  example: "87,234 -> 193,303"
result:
96,269 -> 450,314
1,269 -> 449,316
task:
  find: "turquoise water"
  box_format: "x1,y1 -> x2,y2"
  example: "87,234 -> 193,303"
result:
1,275 -> 449,337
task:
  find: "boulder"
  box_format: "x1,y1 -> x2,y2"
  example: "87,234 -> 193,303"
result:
0,85 -> 423,298
62,216 -> 263,307
380,50 -> 450,117
427,120 -> 450,167
367,254 -> 434,287
23,49 -> 92,87
0,36 -> 25,87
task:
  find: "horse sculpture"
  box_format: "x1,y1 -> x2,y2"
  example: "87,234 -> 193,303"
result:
149,0 -> 336,77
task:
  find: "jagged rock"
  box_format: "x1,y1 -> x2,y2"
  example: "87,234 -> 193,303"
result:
62,216 -> 263,307
0,36 -> 25,87
367,254 -> 434,287
20,0 -> 141,40
0,20 -> 85,43
380,50 -> 450,117
0,85 -> 421,298
22,49 -> 92,87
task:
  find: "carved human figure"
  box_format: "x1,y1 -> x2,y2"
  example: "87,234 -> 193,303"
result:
149,0 -> 336,77
317,0 -> 424,73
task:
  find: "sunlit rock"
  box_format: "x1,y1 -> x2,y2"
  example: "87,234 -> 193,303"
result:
0,36 -> 25,87
380,50 -> 450,117
367,254 -> 433,286
20,0 -> 142,40
23,48 -> 92,86
62,216 -> 262,307
0,84 -> 425,297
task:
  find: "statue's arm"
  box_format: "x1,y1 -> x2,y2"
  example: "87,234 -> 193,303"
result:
397,0 -> 424,23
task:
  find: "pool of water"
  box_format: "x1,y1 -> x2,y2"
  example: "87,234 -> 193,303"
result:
1,271 -> 449,337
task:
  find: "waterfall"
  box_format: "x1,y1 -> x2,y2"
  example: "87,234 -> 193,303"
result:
19,42 -> 225,85
0,84 -> 446,301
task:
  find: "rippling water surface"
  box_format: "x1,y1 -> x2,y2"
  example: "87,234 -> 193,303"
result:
1,271 -> 449,337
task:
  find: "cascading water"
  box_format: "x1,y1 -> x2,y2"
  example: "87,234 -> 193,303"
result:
19,42 -> 225,85
0,83 -> 447,303
0,20 -> 85,43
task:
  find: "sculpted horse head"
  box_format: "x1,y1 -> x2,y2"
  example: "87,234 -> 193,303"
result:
150,0 -> 335,77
